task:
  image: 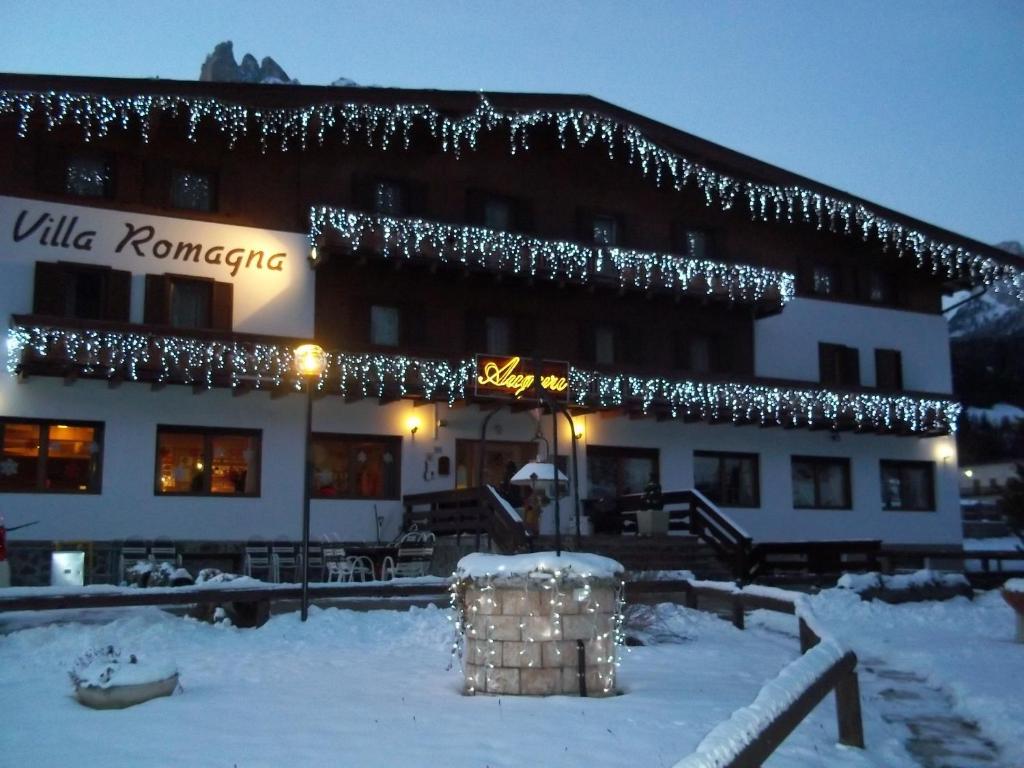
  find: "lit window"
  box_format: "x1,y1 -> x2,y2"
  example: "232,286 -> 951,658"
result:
171,170 -> 215,212
370,305 -> 400,346
65,154 -> 113,198
592,216 -> 618,247
686,231 -> 709,259
0,419 -> 102,493
880,461 -> 934,511
791,456 -> 851,509
156,426 -> 260,496
310,434 -> 401,499
373,181 -> 406,216
485,317 -> 513,355
587,445 -> 658,498
694,451 -> 759,507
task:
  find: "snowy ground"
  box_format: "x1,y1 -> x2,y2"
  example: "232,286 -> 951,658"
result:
0,589 -> 1020,767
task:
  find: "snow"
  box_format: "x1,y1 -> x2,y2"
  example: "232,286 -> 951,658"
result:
1004,578 -> 1024,593
2,584 -> 1020,767
456,551 -> 624,579
487,483 -> 523,523
836,569 -> 969,593
966,402 -> 1024,424
964,535 -> 1023,552
71,647 -> 177,689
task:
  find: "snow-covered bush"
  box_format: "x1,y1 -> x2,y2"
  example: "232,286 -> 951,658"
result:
837,569 -> 971,603
69,645 -> 177,691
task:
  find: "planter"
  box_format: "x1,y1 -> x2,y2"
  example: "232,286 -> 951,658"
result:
635,508 -> 669,536
75,673 -> 179,709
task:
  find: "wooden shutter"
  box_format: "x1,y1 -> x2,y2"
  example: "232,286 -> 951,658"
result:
515,198 -> 534,234
818,343 -> 839,385
32,261 -> 69,316
841,346 -> 861,387
464,311 -> 486,355
515,316 -> 537,357
210,281 -> 233,331
351,174 -> 375,213
578,322 -> 596,363
875,349 -> 903,390
143,274 -> 170,325
465,189 -> 485,226
36,145 -> 67,195
401,303 -> 425,349
105,268 -> 132,322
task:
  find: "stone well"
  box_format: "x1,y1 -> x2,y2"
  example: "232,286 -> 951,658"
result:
454,552 -> 624,697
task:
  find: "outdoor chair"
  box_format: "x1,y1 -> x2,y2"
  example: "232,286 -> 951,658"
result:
117,541 -> 150,585
346,555 -> 376,582
302,544 -> 325,582
149,539 -> 182,567
271,543 -> 300,583
323,547 -> 354,582
381,545 -> 434,580
243,543 -> 274,582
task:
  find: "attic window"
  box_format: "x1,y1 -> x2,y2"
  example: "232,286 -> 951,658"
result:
171,170 -> 216,212
592,215 -> 618,247
65,154 -> 113,198
373,181 -> 406,216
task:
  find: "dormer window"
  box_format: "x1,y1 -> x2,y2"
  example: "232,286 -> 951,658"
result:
812,265 -> 836,296
65,153 -> 113,198
373,180 -> 406,216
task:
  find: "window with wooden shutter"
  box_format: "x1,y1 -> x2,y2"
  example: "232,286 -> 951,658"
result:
819,342 -> 860,387
875,349 -> 903,390
32,261 -> 131,322
144,274 -> 232,331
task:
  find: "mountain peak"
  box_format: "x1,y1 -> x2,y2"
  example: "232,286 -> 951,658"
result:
199,41 -> 297,85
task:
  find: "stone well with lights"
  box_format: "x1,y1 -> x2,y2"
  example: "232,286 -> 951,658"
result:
452,552 -> 624,697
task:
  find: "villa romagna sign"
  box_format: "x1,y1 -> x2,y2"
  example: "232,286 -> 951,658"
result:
474,355 -> 570,402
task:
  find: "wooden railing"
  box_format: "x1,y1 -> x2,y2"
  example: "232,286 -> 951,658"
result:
617,489 -> 754,580
403,486 -> 529,554
626,580 -> 865,767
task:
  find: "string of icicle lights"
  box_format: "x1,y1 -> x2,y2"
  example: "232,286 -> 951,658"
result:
0,88 -> 1019,299
309,206 -> 794,303
7,324 -> 960,434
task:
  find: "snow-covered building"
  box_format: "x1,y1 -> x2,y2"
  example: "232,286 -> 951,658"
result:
1,73 -> 1021,583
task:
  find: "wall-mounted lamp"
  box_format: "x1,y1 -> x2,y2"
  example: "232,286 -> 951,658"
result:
573,424 -> 585,440
406,414 -> 421,437
308,243 -> 320,267
964,469 -> 974,478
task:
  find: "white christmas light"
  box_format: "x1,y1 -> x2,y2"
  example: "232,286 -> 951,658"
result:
6,323 -> 960,434
1,88 -> 1020,298
309,206 -> 795,304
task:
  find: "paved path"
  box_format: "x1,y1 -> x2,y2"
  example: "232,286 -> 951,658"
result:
858,657 -> 1005,768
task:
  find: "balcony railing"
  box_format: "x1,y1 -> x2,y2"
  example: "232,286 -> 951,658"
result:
8,315 -> 959,435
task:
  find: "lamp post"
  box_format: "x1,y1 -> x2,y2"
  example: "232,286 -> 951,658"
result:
294,343 -> 326,622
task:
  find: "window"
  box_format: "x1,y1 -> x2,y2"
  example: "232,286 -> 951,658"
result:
791,456 -> 852,509
373,180 -> 406,216
65,153 -> 113,198
171,169 -> 216,212
875,349 -> 903,390
32,261 -> 130,322
880,460 -> 934,511
0,419 -> 102,493
866,270 -> 893,304
676,332 -> 712,374
311,433 -> 401,499
811,265 -> 836,296
483,197 -> 515,230
144,274 -> 232,331
485,316 -> 513,355
684,230 -> 709,259
156,426 -> 260,496
819,343 -> 860,387
594,326 -> 616,365
587,445 -> 658,499
370,305 -> 400,346
169,278 -> 212,328
592,215 -> 619,247
694,451 -> 759,507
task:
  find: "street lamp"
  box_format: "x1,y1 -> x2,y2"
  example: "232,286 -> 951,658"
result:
294,343 -> 326,622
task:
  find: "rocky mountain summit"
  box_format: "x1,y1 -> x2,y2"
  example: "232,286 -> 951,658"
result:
947,241 -> 1024,340
199,41 -> 296,84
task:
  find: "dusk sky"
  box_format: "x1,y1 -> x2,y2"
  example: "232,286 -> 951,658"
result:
2,1 -> 1020,247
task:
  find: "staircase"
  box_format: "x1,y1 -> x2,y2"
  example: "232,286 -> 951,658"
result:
531,534 -> 734,581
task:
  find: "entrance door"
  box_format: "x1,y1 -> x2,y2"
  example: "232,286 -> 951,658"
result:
455,439 -> 537,496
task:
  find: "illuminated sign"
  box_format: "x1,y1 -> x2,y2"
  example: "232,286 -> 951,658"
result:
474,355 -> 570,402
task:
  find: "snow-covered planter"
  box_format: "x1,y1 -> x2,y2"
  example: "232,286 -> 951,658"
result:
70,646 -> 179,709
125,560 -> 194,588
451,552 -> 625,697
1001,578 -> 1024,643
836,569 -> 972,603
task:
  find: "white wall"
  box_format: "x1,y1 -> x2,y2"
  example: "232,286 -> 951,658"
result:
0,195 -> 313,336
755,297 -> 953,393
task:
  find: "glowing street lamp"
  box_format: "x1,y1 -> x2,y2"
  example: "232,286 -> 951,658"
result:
295,343 -> 326,622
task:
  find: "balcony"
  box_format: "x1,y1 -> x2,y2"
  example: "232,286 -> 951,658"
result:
8,316 -> 959,436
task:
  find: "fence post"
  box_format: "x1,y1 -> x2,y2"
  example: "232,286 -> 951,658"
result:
835,661 -> 865,748
798,617 -> 818,653
731,594 -> 745,630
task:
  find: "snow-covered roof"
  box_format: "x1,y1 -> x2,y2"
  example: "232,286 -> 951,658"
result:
456,551 -> 624,580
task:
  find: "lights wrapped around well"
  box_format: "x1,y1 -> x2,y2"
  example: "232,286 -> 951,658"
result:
7,323 -> 960,434
309,206 -> 795,304
1,88 -> 1020,298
